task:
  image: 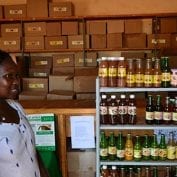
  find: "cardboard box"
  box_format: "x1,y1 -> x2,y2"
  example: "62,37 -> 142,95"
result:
4,4 -> 27,19
160,18 -> 177,33
29,68 -> 50,77
91,34 -> 106,49
22,78 -> 48,92
30,56 -> 52,69
47,90 -> 75,100
46,22 -> 61,36
147,34 -> 171,48
68,35 -> 90,49
76,93 -> 96,100
124,33 -> 146,48
19,91 -> 47,100
1,23 -> 22,37
0,6 -> 3,19
49,75 -> 73,92
27,0 -> 48,18
75,67 -> 98,76
62,21 -> 78,35
107,20 -> 124,33
74,52 -> 97,67
16,56 -> 29,77
53,53 -> 74,67
107,33 -> 122,48
125,19 -> 143,34
87,21 -> 106,34
79,22 -> 84,34
0,37 -> 20,51
45,36 -> 67,50
142,19 -> 152,34
171,34 -> 177,48
52,67 -> 74,75
49,2 -> 74,17
24,22 -> 46,36
24,36 -> 44,50
74,76 -> 96,93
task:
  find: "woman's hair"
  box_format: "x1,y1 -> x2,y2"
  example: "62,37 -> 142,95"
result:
0,50 -> 12,65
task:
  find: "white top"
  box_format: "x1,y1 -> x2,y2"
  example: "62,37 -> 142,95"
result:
0,99 -> 41,177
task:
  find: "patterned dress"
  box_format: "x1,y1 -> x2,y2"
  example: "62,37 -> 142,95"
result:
0,99 -> 41,177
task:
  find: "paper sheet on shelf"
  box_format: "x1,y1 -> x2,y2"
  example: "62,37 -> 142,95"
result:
70,115 -> 95,149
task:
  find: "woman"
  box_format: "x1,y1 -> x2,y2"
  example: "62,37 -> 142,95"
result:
0,50 -> 49,177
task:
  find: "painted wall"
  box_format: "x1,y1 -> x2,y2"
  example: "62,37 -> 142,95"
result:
1,0 -> 177,16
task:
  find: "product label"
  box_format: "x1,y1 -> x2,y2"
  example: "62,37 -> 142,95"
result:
100,148 -> 108,157
153,75 -> 161,84
35,61 -> 48,66
135,74 -> 144,83
99,68 -> 108,77
49,41 -> 63,46
118,68 -> 126,77
172,112 -> 177,121
144,75 -> 153,84
108,146 -> 117,155
6,28 -> 19,33
10,9 -> 23,15
100,106 -> 108,115
117,149 -> 125,158
29,83 -> 44,89
154,111 -> 163,120
162,72 -> 171,82
126,74 -> 135,84
128,106 -> 136,115
109,106 -> 118,115
142,147 -> 151,157
163,112 -> 172,121
151,148 -> 159,157
134,150 -> 142,158
108,68 -> 117,77
145,111 -> 154,120
159,149 -> 167,158
118,106 -> 127,115
167,146 -> 176,159
125,148 -> 133,159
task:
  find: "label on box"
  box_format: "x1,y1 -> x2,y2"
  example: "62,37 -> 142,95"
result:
35,61 -> 48,65
6,28 -> 19,33
26,41 -> 40,46
57,58 -> 70,64
49,41 -> 63,46
54,7 -> 67,12
9,9 -> 23,15
72,40 -> 83,45
86,58 -> 93,63
4,40 -> 17,45
28,26 -> 42,32
29,83 -> 44,89
33,72 -> 48,77
27,113 -> 56,151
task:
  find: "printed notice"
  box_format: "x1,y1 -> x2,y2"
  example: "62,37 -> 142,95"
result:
70,116 -> 95,149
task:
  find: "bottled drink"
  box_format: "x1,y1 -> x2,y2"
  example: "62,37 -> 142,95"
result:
116,132 -> 125,161
150,134 -> 159,160
100,94 -> 109,124
145,95 -> 154,124
110,165 -> 119,177
120,167 -> 126,177
100,165 -> 109,177
167,132 -> 176,160
172,97 -> 177,125
109,95 -> 118,125
117,57 -> 126,87
98,57 -> 109,87
173,166 -> 177,177
142,134 -> 151,160
100,131 -> 108,160
133,135 -> 142,161
158,134 -> 167,160
145,167 -> 150,177
136,167 -> 142,177
164,166 -> 171,177
126,59 -> 135,88
127,167 -> 134,177
125,133 -> 133,161
108,57 -> 118,87
127,94 -> 137,124
153,58 -> 162,87
118,94 -> 128,124
161,56 -> 171,88
135,59 -> 144,88
154,95 -> 163,124
108,132 -> 117,160
152,167 -> 158,177
144,58 -> 153,88
163,96 -> 172,124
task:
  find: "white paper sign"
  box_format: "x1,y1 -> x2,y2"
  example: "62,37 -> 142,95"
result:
70,116 -> 95,149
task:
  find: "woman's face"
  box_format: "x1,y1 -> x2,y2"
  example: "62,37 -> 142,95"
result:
0,58 -> 20,99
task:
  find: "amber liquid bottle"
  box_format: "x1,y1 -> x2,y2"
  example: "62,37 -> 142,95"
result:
145,95 -> 154,124
125,133 -> 133,161
154,95 -> 163,125
135,59 -> 144,88
100,94 -> 109,124
144,59 -> 153,88
117,57 -> 126,87
153,58 -> 162,88
126,59 -> 135,88
172,97 -> 177,125
163,96 -> 172,124
127,94 -> 136,124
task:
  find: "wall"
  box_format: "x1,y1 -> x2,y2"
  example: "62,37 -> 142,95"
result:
1,0 -> 177,15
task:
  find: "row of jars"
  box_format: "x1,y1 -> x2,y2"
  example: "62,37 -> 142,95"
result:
98,56 -> 173,88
